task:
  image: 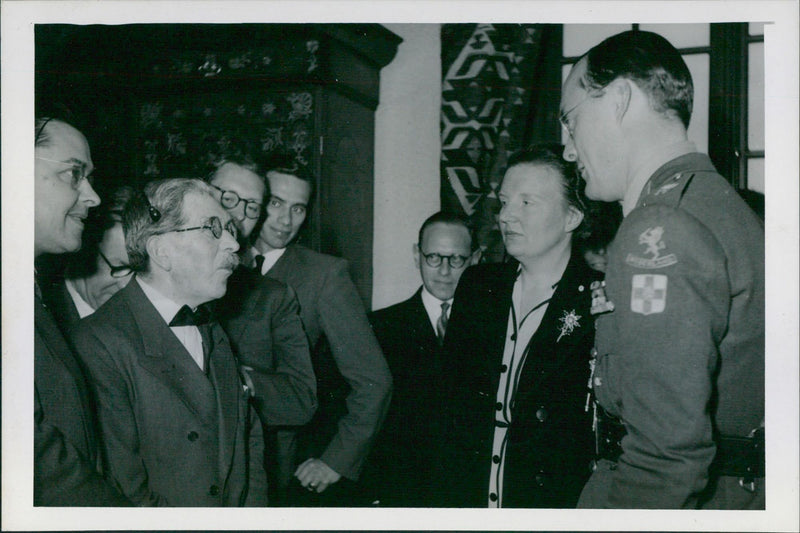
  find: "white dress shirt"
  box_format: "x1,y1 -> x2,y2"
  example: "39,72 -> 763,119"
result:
136,277 -> 205,370
250,246 -> 287,275
65,278 -> 96,318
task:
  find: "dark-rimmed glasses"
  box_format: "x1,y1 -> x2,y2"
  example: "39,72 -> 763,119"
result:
421,252 -> 470,269
209,184 -> 263,219
98,251 -> 133,278
164,216 -> 239,241
35,157 -> 93,190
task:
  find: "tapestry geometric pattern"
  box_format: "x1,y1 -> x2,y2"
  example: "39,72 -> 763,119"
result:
441,23 -> 546,262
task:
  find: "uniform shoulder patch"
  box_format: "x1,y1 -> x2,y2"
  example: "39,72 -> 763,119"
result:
630,274 -> 668,315
625,226 -> 678,269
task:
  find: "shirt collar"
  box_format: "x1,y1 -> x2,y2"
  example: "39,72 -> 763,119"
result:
622,140 -> 697,216
136,276 -> 186,326
251,245 -> 287,275
420,286 -> 453,331
65,278 -> 96,318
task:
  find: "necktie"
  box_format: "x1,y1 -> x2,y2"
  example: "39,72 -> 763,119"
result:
254,254 -> 265,274
436,301 -> 450,345
169,304 -> 213,327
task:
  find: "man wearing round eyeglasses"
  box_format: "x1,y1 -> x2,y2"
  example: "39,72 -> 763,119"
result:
72,178 -> 268,506
362,212 -> 479,506
33,117 -> 130,506
207,158 -> 317,505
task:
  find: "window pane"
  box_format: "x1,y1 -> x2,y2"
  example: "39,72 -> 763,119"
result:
684,53 -> 710,154
639,23 -> 709,48
748,42 -> 765,151
748,157 -> 764,193
563,24 -> 632,57
749,22 -> 765,36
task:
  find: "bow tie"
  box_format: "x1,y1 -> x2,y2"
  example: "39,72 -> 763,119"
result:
169,304 -> 213,327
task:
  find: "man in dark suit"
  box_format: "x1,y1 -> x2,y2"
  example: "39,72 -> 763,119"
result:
33,116 -> 130,505
42,186 -> 134,335
363,211 -> 480,506
249,164 -> 392,504
71,178 -> 267,506
206,159 -> 317,502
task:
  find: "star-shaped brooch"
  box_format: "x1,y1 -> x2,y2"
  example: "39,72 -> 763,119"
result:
557,309 -> 581,342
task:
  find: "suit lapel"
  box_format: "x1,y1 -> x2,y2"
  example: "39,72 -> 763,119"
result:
516,256 -> 592,395
123,282 -> 218,428
206,322 -> 240,476
410,290 -> 439,350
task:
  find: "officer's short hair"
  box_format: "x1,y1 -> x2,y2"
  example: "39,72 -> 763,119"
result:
124,178 -> 215,273
582,30 -> 693,129
417,211 -> 477,252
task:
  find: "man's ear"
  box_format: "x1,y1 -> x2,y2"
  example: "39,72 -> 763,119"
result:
146,235 -> 172,272
610,78 -> 633,124
413,243 -> 421,269
469,247 -> 482,266
564,206 -> 585,234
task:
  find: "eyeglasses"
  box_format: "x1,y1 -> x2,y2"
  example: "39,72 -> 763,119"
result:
210,184 -> 263,219
165,216 -> 239,241
98,251 -> 133,278
559,90 -> 602,139
35,156 -> 93,190
421,252 -> 471,269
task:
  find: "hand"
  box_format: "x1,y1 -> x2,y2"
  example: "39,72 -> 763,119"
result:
294,458 -> 341,493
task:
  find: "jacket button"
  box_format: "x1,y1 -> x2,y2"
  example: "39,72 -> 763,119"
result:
535,408 -> 547,422
209,485 -> 220,496
187,431 -> 199,442
500,364 -> 508,373
495,402 -> 503,411
492,455 -> 501,464
535,474 -> 546,487
489,492 -> 498,502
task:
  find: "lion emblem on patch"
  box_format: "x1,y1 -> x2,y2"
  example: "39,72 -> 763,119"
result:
625,226 -> 678,269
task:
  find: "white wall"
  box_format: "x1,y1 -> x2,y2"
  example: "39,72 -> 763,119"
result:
372,24 -> 441,310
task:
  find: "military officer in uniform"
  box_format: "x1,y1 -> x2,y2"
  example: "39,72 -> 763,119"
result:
560,30 -> 764,509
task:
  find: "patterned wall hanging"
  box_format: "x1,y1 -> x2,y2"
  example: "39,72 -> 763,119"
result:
440,23 -> 547,262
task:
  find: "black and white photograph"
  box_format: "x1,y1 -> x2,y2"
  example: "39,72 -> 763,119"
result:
2,1 -> 798,531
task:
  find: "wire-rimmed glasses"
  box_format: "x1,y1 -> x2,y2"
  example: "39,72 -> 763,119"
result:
165,216 -> 239,241
35,157 -> 93,190
98,251 -> 133,278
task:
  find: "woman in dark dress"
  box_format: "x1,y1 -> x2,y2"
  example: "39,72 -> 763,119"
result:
436,143 -> 602,508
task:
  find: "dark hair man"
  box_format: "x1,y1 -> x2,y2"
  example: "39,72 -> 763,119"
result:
71,179 -> 268,506
207,158 -> 317,503
561,30 -> 764,509
362,211 -> 480,506
250,164 -> 392,505
33,117 -> 130,505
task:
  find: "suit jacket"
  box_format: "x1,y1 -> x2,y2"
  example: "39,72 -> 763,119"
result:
40,274 -> 81,338
262,244 -> 392,480
437,256 -> 599,508
71,280 -> 268,506
34,292 -> 130,506
217,266 -> 317,428
361,288 -> 445,506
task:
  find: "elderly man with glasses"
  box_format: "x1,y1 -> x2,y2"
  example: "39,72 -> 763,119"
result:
71,178 -> 268,506
41,186 -> 135,335
34,116 -> 131,506
206,157 -> 317,505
